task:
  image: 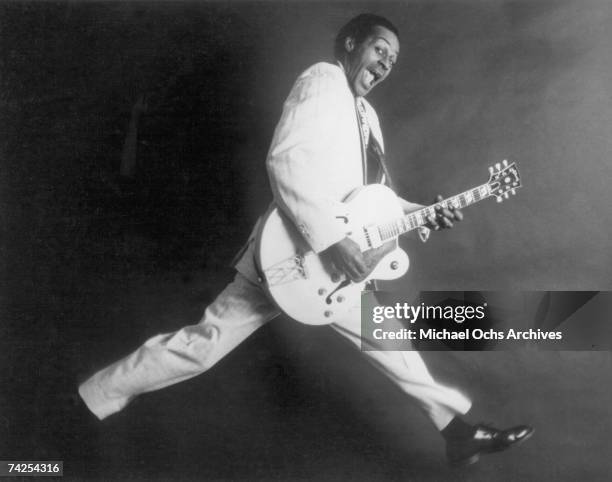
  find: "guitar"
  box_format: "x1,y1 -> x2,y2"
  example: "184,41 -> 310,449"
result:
256,161 -> 521,325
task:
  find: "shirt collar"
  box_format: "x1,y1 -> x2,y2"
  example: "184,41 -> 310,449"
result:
336,61 -> 363,101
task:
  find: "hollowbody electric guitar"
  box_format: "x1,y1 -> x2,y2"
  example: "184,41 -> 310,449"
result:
256,161 -> 521,325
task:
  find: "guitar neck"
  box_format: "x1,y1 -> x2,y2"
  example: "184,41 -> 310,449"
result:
376,183 -> 492,242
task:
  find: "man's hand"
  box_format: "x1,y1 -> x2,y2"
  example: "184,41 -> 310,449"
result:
425,194 -> 463,230
323,237 -> 395,283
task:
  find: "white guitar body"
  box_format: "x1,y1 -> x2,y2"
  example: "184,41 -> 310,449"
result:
256,161 -> 521,325
256,184 -> 410,325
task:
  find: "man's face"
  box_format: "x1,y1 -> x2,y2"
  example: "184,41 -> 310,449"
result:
341,25 -> 400,97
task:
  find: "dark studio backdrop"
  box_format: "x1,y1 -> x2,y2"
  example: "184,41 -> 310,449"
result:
1,1 -> 611,480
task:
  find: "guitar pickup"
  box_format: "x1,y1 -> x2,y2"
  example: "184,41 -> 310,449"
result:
364,225 -> 383,249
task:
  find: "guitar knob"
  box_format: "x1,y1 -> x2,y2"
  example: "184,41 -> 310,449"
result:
503,159 -> 508,167
331,273 -> 341,283
318,288 -> 326,295
324,310 -> 333,318
504,192 -> 509,199
337,295 -> 344,303
496,196 -> 502,203
390,261 -> 399,270
495,162 -> 501,171
511,189 -> 516,195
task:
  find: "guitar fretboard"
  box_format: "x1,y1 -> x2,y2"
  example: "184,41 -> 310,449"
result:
377,184 -> 491,242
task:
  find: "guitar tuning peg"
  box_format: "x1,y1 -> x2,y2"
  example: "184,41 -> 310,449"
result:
495,162 -> 501,171
496,196 -> 502,203
489,166 -> 494,175
503,159 -> 508,167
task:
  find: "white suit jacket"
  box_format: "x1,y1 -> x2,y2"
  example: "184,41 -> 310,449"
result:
234,62 -> 385,283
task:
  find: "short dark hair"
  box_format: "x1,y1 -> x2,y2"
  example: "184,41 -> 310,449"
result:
334,13 -> 399,60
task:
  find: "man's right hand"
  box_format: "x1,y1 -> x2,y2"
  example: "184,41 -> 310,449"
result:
323,237 -> 369,282
323,237 -> 395,283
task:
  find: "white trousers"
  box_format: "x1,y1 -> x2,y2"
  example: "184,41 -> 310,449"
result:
79,273 -> 471,429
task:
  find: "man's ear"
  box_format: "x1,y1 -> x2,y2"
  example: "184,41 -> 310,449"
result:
344,36 -> 355,53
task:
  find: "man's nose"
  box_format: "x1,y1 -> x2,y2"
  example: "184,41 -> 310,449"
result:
379,58 -> 391,71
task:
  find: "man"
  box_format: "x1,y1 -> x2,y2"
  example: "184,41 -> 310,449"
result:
79,14 -> 533,466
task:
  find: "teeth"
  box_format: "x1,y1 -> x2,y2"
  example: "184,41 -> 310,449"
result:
364,70 -> 374,84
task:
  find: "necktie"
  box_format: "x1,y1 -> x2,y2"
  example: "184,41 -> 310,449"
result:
356,98 -> 388,185
355,97 -> 370,149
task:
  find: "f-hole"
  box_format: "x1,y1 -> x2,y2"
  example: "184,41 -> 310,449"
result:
325,279 -> 351,304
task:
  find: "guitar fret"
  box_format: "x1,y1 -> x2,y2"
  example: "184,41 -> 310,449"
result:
399,185 -> 491,234
379,168 -> 513,244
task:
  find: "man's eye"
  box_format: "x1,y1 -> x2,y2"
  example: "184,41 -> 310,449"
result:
375,47 -> 383,55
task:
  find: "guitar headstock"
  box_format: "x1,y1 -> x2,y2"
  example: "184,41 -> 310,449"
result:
487,160 -> 521,202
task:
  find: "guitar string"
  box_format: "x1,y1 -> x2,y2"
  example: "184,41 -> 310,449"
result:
376,184 -> 491,242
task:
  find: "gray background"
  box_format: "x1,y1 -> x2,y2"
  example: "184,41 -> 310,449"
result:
2,1 -> 611,480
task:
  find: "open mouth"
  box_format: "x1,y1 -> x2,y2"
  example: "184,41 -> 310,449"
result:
365,69 -> 382,86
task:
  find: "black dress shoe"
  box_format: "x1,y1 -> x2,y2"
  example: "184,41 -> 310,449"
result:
446,424 -> 534,466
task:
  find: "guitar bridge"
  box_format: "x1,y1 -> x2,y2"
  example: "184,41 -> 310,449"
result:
264,254 -> 308,287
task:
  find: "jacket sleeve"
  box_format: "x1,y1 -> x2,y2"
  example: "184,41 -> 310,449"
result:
266,65 -> 350,253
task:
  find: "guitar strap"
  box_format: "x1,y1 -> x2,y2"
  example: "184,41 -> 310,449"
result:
366,132 -> 394,189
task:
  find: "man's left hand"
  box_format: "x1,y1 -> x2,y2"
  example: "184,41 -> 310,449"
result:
425,194 -> 463,230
